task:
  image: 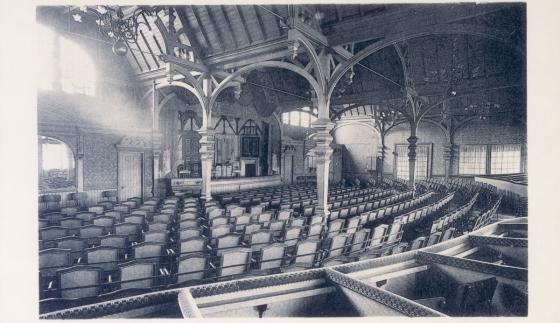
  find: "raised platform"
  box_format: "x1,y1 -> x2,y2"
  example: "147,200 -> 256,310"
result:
171,175 -> 282,195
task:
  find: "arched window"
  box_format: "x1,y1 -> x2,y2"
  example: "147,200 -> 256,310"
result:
281,107 -> 318,127
38,24 -> 96,96
39,136 -> 76,190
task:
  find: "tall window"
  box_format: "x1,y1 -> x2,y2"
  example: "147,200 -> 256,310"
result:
491,144 -> 521,174
395,144 -> 430,180
38,24 -> 96,95
459,145 -> 487,175
39,136 -> 76,190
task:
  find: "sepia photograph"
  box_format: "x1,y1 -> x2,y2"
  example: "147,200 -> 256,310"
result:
5,1 -> 558,320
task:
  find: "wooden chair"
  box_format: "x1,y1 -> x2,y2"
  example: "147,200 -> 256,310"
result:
85,246 -> 120,274
99,235 -> 129,256
179,219 -> 201,229
74,212 -> 95,224
57,266 -> 103,299
290,217 -> 306,227
232,214 -> 251,231
40,227 -> 69,243
39,248 -> 71,280
143,230 -> 168,244
152,213 -> 172,223
277,209 -> 292,221
348,229 -> 371,255
179,212 -> 199,222
213,248 -> 251,278
323,233 -> 351,261
113,204 -> 130,214
254,243 -> 286,272
93,216 -> 115,232
132,242 -> 165,263
179,237 -> 207,256
61,207 -> 79,217
88,206 -> 104,215
124,214 -> 146,226
119,261 -> 156,290
213,233 -> 243,255
59,218 -> 83,235
209,216 -> 229,227
281,226 -> 303,247
147,221 -> 167,232
56,237 -> 86,263
177,253 -> 208,284
104,210 -> 124,223
307,223 -> 325,240
327,219 -> 345,239
114,223 -> 141,243
283,239 -> 321,271
208,224 -> 233,241
78,225 -> 105,246
345,217 -> 361,234
246,230 -> 272,252
179,228 -> 202,241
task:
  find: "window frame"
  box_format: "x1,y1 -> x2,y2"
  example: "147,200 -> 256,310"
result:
394,143 -> 432,181
38,135 -> 78,193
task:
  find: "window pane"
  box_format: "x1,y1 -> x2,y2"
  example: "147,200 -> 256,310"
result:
459,145 -> 487,175
301,112 -> 310,127
282,112 -> 289,124
490,144 -> 521,174
290,111 -> 300,126
39,136 -> 76,190
395,144 -> 429,180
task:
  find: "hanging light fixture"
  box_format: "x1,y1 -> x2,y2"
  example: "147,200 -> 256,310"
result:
70,5 -> 156,56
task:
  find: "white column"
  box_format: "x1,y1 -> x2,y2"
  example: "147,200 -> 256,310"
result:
311,119 -> 334,217
198,128 -> 214,201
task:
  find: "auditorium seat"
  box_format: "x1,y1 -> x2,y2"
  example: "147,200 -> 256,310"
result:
280,226 -> 303,247
179,228 -> 202,241
212,248 -> 251,279
114,223 -> 141,243
104,210 -> 124,223
143,230 -> 168,244
59,218 -> 84,235
74,212 -> 95,224
148,221 -> 169,232
56,236 -> 87,263
179,237 -> 207,255
246,230 -> 272,252
85,246 -> 120,275
79,225 -> 105,246
40,226 -> 69,243
60,207 -> 78,217
119,261 -> 156,290
113,205 -> 130,214
39,248 -> 71,281
88,206 -> 104,215
57,266 -> 103,299
177,254 -> 207,284
92,216 -> 115,232
132,242 -> 165,263
42,212 -> 64,225
254,243 -> 287,272
213,233 -> 242,255
282,239 -> 321,272
99,235 -> 128,256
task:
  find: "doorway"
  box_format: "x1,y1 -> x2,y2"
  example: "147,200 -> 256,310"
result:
118,151 -> 143,201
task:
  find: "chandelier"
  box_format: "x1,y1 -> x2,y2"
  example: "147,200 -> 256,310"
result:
71,5 -> 156,56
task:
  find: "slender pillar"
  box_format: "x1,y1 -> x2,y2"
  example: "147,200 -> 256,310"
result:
377,137 -> 386,179
198,128 -> 214,201
407,135 -> 418,190
311,120 -> 334,217
443,143 -> 454,179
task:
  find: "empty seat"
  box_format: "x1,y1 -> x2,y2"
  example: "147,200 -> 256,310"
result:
60,207 -> 78,217
281,226 -> 303,247
56,237 -> 87,263
214,248 -> 251,278
246,230 -> 272,252
114,223 -> 141,243
132,242 -> 165,263
214,233 -> 243,255
143,230 -> 168,244
119,261 -> 156,290
86,246 -> 120,273
57,266 -> 103,299
40,226 -> 69,241
177,254 -> 208,284
92,216 -> 115,231
39,248 -> 71,279
148,221 -> 168,232
104,210 -> 124,223
88,206 -> 104,215
74,212 -> 95,224
179,228 -> 202,241
255,243 -> 287,272
179,237 -> 207,255
284,239 -> 321,271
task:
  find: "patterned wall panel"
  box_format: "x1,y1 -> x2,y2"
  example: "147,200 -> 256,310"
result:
83,134 -> 119,190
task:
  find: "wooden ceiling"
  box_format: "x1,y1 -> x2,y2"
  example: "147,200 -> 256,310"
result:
39,4 -> 526,121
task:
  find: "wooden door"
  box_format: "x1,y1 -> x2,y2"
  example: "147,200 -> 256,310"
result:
118,151 -> 143,201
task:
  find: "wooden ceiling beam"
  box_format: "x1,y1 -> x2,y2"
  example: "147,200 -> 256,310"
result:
326,3 -> 514,46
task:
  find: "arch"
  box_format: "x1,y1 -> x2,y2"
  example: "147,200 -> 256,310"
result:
418,119 -> 451,143
209,61 -> 323,118
450,116 -> 478,143
38,135 -> 77,191
331,121 -> 383,153
142,81 -> 208,129
327,23 -> 524,104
